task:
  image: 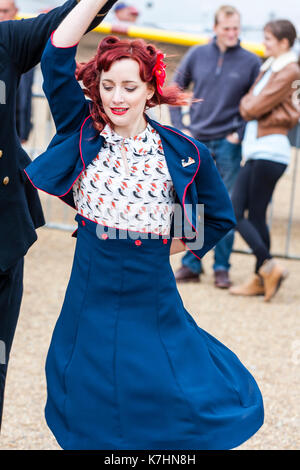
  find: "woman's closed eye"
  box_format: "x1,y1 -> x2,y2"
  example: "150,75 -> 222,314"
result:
125,87 -> 137,93
102,85 -> 137,93
102,85 -> 113,91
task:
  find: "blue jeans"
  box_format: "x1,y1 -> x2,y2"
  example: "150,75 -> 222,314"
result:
182,138 -> 241,274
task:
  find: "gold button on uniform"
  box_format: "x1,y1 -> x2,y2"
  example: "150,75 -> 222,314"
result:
0,150 -> 3,158
3,176 -> 9,185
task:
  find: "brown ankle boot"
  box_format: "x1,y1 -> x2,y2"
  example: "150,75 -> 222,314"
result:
258,259 -> 288,302
229,274 -> 265,296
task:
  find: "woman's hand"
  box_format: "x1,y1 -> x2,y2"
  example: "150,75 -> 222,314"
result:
52,0 -> 109,48
170,239 -> 186,256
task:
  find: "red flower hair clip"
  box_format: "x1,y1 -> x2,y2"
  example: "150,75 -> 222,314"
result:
152,51 -> 167,95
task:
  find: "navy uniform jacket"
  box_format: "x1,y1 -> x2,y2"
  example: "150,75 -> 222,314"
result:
0,0 -> 117,272
16,68 -> 34,142
25,37 -> 236,261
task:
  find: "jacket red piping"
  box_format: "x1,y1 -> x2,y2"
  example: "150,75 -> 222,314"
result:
24,113 -> 91,200
23,168 -> 76,212
155,123 -> 200,236
50,30 -> 80,49
179,238 -> 201,261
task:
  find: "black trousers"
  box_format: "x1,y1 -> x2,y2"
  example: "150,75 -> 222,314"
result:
231,159 -> 287,273
0,258 -> 24,429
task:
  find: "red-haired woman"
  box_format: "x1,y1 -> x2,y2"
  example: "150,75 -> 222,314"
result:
25,0 -> 263,450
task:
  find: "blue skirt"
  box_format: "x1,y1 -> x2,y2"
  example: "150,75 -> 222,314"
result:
45,214 -> 264,450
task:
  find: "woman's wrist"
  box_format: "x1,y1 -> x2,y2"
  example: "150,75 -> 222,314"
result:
53,0 -> 109,48
170,239 -> 186,255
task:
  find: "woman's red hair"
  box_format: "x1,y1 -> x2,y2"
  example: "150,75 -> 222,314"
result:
76,35 -> 190,132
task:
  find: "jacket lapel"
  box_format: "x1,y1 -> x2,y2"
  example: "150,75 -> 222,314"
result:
148,118 -> 201,235
80,115 -> 104,168
147,118 -> 200,198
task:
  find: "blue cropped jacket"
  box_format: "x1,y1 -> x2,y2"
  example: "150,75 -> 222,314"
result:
25,37 -> 236,260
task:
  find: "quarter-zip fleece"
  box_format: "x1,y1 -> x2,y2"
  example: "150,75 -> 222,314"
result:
169,37 -> 261,141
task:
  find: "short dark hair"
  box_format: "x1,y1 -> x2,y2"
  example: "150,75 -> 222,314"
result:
264,19 -> 297,48
214,5 -> 240,26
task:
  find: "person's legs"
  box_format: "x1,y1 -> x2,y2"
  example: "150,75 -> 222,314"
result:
232,160 -> 271,267
181,251 -> 203,274
175,251 -> 202,282
230,160 -> 265,296
248,160 -> 286,271
0,258 -> 24,429
234,160 -> 286,271
230,159 -> 287,300
247,160 -> 288,301
213,139 -> 242,286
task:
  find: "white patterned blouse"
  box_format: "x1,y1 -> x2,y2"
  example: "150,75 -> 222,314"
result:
73,123 -> 176,235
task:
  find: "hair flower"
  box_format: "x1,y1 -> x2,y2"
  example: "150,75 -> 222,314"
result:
152,51 -> 167,95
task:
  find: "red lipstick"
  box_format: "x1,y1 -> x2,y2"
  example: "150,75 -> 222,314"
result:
111,108 -> 129,116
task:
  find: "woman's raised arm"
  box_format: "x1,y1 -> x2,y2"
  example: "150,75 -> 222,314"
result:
40,1 -> 117,134
52,0 -> 110,47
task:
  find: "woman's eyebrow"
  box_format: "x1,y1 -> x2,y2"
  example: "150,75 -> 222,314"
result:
101,79 -> 138,84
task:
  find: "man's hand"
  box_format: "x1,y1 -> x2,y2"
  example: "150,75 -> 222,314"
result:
226,132 -> 240,144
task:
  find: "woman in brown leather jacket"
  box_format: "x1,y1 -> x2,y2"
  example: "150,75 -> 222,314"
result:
229,19 -> 300,301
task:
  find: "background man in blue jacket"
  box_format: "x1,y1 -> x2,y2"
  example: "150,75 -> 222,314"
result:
0,0 -> 117,429
169,5 -> 261,288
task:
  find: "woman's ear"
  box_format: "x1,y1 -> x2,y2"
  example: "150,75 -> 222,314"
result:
147,84 -> 155,101
280,37 -> 290,52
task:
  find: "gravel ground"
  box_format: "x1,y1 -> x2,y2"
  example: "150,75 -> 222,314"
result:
0,226 -> 299,450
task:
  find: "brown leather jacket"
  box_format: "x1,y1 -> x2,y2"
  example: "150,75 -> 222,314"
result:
240,59 -> 300,138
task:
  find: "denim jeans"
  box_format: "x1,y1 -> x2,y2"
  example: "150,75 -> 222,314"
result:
182,138 -> 241,274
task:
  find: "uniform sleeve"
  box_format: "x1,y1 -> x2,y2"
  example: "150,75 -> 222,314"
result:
0,0 -> 117,74
191,145 -> 236,259
41,36 -> 89,135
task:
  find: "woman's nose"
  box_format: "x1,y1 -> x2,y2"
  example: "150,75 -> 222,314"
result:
112,88 -> 125,104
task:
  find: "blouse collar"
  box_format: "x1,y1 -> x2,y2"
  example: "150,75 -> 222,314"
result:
100,123 -> 153,145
